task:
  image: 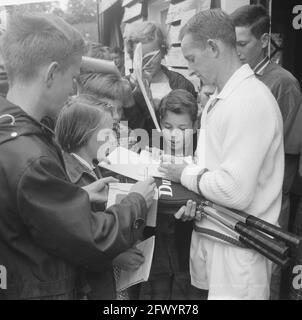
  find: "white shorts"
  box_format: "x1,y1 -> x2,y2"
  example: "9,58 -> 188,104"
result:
190,230 -> 273,300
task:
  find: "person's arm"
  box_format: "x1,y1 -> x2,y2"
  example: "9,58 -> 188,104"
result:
81,56 -> 121,77
181,97 -> 283,211
17,156 -> 147,272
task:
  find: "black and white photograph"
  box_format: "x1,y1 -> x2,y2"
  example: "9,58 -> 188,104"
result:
0,0 -> 302,307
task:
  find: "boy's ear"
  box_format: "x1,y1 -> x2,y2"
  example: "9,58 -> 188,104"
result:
260,33 -> 270,49
206,39 -> 220,58
45,62 -> 59,88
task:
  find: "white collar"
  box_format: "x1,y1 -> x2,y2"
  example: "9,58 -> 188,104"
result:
216,64 -> 254,100
253,56 -> 270,76
70,153 -> 94,171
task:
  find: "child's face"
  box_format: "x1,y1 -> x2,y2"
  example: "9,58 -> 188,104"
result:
161,110 -> 194,155
111,53 -> 124,69
141,40 -> 162,79
87,114 -> 114,160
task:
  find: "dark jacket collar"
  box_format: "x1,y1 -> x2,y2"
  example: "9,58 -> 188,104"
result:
161,65 -> 174,82
63,152 -> 96,184
0,95 -> 54,146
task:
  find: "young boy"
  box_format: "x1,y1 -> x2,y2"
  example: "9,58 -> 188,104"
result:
0,13 -> 155,300
159,89 -> 198,158
111,46 -> 125,76
145,89 -> 205,300
230,5 -> 302,300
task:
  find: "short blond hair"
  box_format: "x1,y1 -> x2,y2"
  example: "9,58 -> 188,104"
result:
1,13 -> 85,84
78,73 -> 133,108
125,21 -> 169,59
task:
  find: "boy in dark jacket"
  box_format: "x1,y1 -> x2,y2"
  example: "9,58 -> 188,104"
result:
0,13 -> 155,300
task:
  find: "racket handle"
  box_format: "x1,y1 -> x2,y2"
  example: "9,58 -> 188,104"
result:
239,234 -> 291,268
246,215 -> 302,247
235,222 -> 289,259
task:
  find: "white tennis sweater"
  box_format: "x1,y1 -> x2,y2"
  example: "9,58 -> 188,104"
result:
181,64 -> 284,235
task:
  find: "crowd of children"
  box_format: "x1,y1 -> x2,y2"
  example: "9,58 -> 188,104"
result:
0,5 -> 302,300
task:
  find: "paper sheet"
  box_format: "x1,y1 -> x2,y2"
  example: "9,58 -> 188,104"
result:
99,146 -> 194,180
133,43 -> 161,132
116,236 -> 155,291
99,147 -> 165,181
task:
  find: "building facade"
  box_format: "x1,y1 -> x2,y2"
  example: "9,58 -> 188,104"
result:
98,0 -> 301,86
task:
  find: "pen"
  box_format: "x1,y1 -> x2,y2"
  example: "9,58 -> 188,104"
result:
144,167 -> 149,181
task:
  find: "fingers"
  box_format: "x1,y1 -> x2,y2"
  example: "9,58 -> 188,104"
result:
158,164 -> 167,171
158,164 -> 174,180
174,200 -> 197,221
159,163 -> 173,170
125,260 -> 144,271
145,177 -> 155,185
133,178 -> 156,192
99,157 -> 111,165
161,154 -> 173,163
128,248 -> 144,257
137,177 -> 155,185
195,209 -> 202,222
158,163 -> 170,175
189,200 -> 197,220
174,206 -> 186,220
124,252 -> 145,270
182,200 -> 196,221
101,176 -> 119,185
144,180 -> 156,195
132,254 -> 145,265
158,166 -> 167,174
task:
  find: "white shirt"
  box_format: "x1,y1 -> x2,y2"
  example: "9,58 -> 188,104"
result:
150,73 -> 171,109
181,64 -> 284,236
